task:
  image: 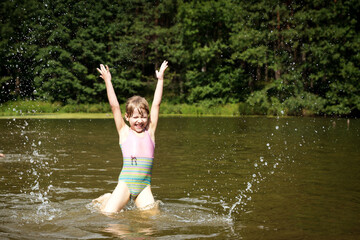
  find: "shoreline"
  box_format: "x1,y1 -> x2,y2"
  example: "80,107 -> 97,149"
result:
1,101 -> 357,119
0,112 -> 348,119
0,113 -> 250,119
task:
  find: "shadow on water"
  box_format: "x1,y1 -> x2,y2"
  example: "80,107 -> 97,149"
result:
1,117 -> 360,239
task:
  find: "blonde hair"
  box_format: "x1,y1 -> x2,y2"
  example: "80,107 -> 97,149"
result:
125,96 -> 150,117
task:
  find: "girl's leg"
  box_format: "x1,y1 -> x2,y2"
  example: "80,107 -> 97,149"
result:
102,181 -> 130,213
135,185 -> 155,209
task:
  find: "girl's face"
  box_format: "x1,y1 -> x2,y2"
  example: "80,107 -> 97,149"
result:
126,108 -> 149,133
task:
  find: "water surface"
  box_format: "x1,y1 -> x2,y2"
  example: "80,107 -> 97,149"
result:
1,117 -> 359,239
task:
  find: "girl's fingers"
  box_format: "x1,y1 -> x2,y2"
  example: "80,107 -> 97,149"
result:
161,61 -> 168,71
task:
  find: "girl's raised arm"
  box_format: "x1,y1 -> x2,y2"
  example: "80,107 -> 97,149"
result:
97,64 -> 126,135
150,60 -> 168,134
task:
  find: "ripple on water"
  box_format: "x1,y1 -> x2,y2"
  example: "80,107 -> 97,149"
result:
159,202 -> 233,226
86,198 -> 234,239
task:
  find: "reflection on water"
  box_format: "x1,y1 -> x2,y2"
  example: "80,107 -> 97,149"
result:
0,117 -> 359,239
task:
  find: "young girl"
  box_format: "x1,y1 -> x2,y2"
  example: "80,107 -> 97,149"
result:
94,60 -> 168,213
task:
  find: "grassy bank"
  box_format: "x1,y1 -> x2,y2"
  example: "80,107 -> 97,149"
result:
0,100 -> 248,117
0,100 -> 321,118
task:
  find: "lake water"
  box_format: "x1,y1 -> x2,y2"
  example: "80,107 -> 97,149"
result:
1,117 -> 359,239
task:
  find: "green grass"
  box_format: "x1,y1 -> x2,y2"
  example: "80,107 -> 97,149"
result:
0,100 -> 61,115
0,113 -> 113,119
0,100 -> 111,116
159,102 -> 241,116
0,100 -> 293,118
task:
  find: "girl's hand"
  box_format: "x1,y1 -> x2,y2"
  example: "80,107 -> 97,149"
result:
97,64 -> 111,82
155,60 -> 168,80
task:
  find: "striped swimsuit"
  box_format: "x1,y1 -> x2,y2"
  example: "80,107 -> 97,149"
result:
119,128 -> 154,199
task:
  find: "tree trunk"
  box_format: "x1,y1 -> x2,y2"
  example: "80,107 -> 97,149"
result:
275,7 -> 281,80
275,69 -> 281,80
265,51 -> 269,82
257,66 -> 261,82
15,76 -> 20,96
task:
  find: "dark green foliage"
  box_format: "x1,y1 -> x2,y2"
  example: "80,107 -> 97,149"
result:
0,0 -> 359,116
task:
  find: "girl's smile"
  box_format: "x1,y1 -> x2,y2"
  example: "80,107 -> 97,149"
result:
126,108 -> 149,133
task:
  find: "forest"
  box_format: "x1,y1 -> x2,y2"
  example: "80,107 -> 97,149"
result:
1,0 -> 359,116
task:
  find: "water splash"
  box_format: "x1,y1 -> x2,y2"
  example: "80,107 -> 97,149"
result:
227,118 -> 287,219
227,157 -> 268,218
12,119 -> 60,222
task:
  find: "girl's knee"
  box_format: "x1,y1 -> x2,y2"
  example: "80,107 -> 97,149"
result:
93,193 -> 111,204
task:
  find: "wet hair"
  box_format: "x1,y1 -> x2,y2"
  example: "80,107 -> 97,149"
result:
125,96 -> 150,117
